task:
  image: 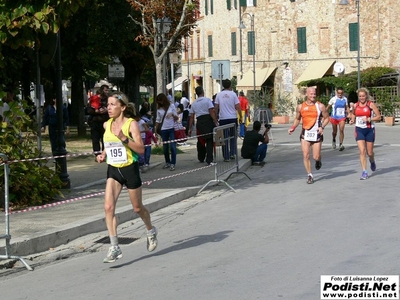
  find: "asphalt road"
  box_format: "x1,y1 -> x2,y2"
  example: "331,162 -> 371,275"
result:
0,122 -> 399,299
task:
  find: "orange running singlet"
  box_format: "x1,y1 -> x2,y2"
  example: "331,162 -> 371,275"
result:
300,101 -> 321,130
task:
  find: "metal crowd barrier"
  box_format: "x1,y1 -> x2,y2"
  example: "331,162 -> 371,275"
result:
253,107 -> 275,146
0,153 -> 33,271
198,123 -> 250,194
253,107 -> 273,126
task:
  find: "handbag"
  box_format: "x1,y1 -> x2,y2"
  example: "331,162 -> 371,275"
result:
156,110 -> 167,135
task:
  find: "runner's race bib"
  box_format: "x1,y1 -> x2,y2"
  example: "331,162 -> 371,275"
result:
304,120 -> 319,142
304,127 -> 318,141
355,117 -> 367,128
105,141 -> 128,164
336,107 -> 345,117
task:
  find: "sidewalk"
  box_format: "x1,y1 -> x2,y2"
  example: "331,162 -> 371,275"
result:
0,137 -> 252,264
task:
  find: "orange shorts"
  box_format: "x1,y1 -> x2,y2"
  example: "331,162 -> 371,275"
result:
330,117 -> 346,125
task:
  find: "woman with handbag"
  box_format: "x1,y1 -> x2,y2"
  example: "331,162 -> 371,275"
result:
154,93 -> 178,171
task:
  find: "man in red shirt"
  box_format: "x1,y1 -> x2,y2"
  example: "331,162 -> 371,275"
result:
238,91 -> 250,137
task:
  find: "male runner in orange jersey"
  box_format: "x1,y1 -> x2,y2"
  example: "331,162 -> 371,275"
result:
288,87 -> 330,184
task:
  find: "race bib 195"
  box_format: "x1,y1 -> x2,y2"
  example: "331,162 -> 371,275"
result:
105,141 -> 128,164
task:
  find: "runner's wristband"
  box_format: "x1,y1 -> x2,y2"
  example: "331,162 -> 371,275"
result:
290,126 -> 296,131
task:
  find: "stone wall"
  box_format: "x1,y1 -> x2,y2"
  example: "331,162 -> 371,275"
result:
180,0 -> 399,110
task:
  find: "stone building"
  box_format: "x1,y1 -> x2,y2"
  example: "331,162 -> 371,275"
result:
176,0 -> 400,114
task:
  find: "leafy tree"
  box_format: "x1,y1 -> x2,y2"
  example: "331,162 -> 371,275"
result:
128,0 -> 198,94
0,0 -> 86,58
0,0 -> 87,116
0,1 -> 86,206
60,0 -> 157,132
298,67 -> 396,96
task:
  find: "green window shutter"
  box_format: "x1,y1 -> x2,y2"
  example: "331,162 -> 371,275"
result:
349,22 -> 359,51
208,35 -> 213,57
234,0 -> 237,9
211,0 -> 214,14
227,0 -> 231,10
231,32 -> 237,55
253,0 -> 257,6
297,27 -> 307,53
205,0 -> 208,15
247,31 -> 255,55
240,0 -> 247,7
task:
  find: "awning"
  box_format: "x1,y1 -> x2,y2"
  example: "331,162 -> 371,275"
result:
295,60 -> 336,85
236,67 -> 277,89
167,76 -> 188,90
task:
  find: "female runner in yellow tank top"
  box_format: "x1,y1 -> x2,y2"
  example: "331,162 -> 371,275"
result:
97,92 -> 158,263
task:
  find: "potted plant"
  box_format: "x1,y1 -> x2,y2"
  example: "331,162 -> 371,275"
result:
272,93 -> 295,124
374,88 -> 397,126
382,100 -> 396,126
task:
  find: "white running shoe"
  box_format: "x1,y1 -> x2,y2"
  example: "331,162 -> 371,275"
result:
103,246 -> 122,263
147,227 -> 158,252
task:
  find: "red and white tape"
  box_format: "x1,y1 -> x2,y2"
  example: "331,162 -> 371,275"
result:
9,163 -> 214,214
0,132 -> 213,166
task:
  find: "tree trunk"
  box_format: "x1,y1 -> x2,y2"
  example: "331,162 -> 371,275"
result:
155,57 -> 163,95
120,57 -> 144,113
70,70 -> 87,137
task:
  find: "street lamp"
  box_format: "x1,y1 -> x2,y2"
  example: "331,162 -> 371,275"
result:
340,0 -> 361,90
239,13 -> 256,98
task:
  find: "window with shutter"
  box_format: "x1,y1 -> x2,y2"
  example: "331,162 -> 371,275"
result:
297,27 -> 307,53
349,23 -> 359,52
247,31 -> 255,55
231,32 -> 237,55
227,0 -> 231,10
208,35 -> 213,57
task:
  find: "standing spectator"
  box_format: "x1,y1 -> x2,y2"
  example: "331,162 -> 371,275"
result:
134,114 -> 147,172
167,89 -> 173,103
143,128 -> 158,170
139,100 -> 151,118
41,96 -> 70,153
180,91 -> 190,134
238,91 -> 250,137
180,91 -> 190,110
188,86 -> 219,165
349,87 -> 381,180
154,93 -> 179,171
87,85 -> 109,158
241,121 -> 269,165
214,79 -> 242,161
0,88 -> 13,123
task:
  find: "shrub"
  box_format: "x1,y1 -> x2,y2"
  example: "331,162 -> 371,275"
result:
0,97 -> 62,209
